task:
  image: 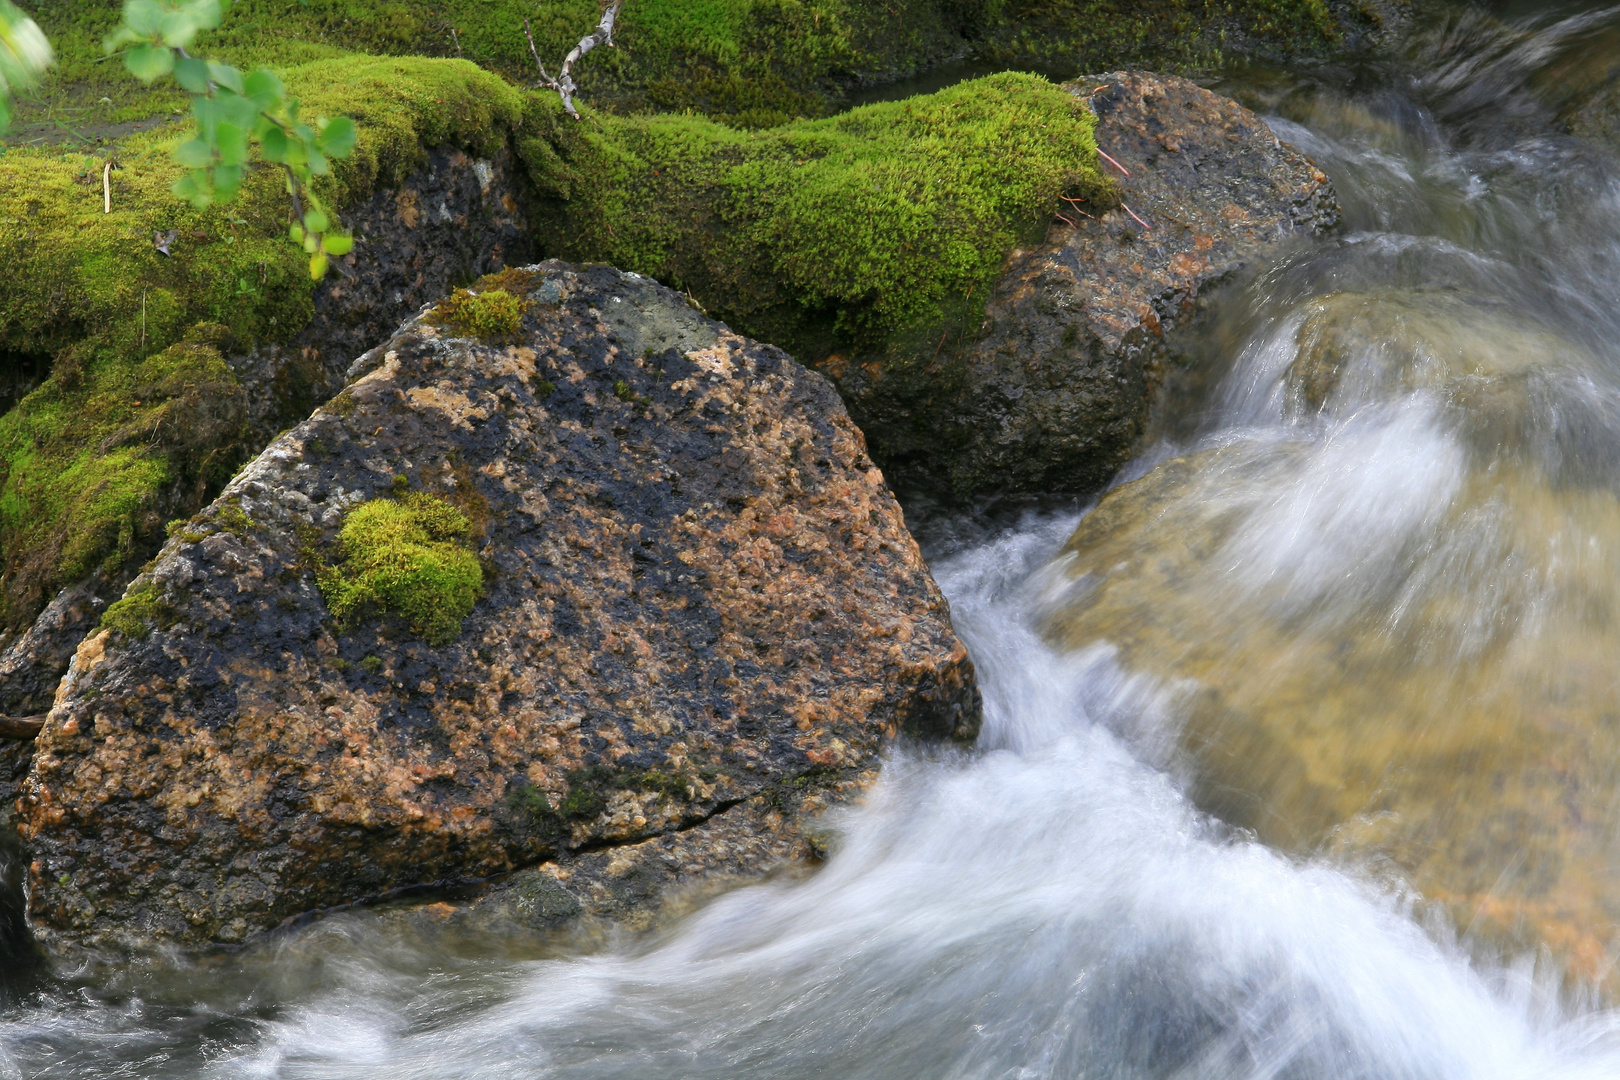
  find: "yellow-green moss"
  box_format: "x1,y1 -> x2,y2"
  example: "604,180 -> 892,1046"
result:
0,55 -> 519,631
98,580 -> 175,640
0,327 -> 248,629
431,287 -> 528,341
318,491 -> 483,645
19,0 -> 1338,131
523,71 -> 1111,352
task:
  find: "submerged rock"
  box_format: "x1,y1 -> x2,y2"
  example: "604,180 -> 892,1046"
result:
17,262 -> 978,956
1044,433 -> 1620,990
826,70 -> 1341,497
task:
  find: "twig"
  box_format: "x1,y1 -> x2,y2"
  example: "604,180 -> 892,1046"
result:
527,1 -> 624,120
1122,203 -> 1151,230
102,159 -> 114,213
1097,148 -> 1130,178
0,715 -> 44,741
1055,212 -> 1077,227
1060,196 -> 1095,218
450,27 -> 462,57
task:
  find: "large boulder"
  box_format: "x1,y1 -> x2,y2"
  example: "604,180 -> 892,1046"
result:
825,70 -> 1340,496
16,262 -> 978,955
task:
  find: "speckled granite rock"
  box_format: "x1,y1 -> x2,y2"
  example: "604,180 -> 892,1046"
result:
17,261 -> 979,956
825,70 -> 1340,497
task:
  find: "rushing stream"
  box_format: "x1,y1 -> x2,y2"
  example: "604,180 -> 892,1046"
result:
14,3 -> 1620,1076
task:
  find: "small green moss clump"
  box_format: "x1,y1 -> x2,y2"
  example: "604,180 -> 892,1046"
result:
318,491 -> 483,645
432,288 -> 529,341
99,581 -> 175,640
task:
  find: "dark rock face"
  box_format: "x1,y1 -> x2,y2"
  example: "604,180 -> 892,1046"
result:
827,71 -> 1340,497
230,143 -> 533,443
0,145 -> 532,723
18,262 -> 978,955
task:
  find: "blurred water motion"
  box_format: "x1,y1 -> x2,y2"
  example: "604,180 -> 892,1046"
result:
15,4 -> 1620,1078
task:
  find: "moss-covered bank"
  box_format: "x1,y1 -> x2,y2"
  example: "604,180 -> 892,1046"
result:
0,55 -> 521,632
521,71 -> 1110,358
19,0 -> 1348,129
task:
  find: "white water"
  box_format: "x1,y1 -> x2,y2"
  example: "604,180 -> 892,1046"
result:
15,4 -> 1620,1077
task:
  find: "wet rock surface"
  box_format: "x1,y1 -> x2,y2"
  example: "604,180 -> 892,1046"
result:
227,143 -> 533,447
17,261 -> 978,956
827,70 -> 1339,498
0,145 -> 531,728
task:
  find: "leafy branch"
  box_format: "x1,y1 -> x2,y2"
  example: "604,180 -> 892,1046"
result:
0,0 -> 54,133
103,0 -> 357,279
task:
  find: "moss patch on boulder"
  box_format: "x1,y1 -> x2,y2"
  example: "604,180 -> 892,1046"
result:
317,491 -> 483,645
431,287 -> 529,341
522,71 -> 1111,355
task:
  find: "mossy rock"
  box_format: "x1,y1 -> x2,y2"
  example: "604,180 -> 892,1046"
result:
522,70 -> 1112,358
0,326 -> 248,630
0,54 -> 520,633
317,490 -> 484,645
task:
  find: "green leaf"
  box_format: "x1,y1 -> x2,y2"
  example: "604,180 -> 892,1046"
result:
208,62 -> 243,94
322,231 -> 354,257
173,55 -> 209,94
243,68 -> 284,110
123,43 -> 174,83
122,0 -> 166,37
303,233 -> 319,253
191,0 -> 228,32
171,170 -> 211,208
307,150 -> 328,176
174,137 -> 212,167
309,252 -> 329,280
159,6 -> 201,48
288,223 -> 305,243
214,122 -> 248,167
317,116 -> 356,159
259,124 -> 289,162
212,163 -> 243,201
303,208 -> 329,234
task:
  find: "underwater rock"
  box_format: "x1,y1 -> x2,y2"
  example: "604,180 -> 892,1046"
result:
1043,436 -> 1620,991
829,70 -> 1340,496
16,261 -> 978,956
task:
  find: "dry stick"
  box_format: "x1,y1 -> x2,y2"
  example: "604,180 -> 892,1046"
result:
1060,195 -> 1095,219
450,26 -> 462,57
102,160 -> 112,213
527,1 -> 624,120
1055,211 -> 1077,227
1096,148 -> 1130,177
1122,203 -> 1152,230
0,715 -> 45,741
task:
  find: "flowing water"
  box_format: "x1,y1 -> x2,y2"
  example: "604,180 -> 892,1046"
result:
14,4 -> 1620,1076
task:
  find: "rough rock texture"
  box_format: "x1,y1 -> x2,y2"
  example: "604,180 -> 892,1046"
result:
825,71 -> 1340,497
229,144 -> 533,445
0,145 -> 531,724
17,261 -> 978,955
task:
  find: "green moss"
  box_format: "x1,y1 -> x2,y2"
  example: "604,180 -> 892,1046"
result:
318,491 -> 483,645
18,0 -> 1337,132
0,329 -> 248,629
0,54 -> 518,632
431,287 -> 528,341
98,580 -> 175,640
523,71 -> 1110,354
